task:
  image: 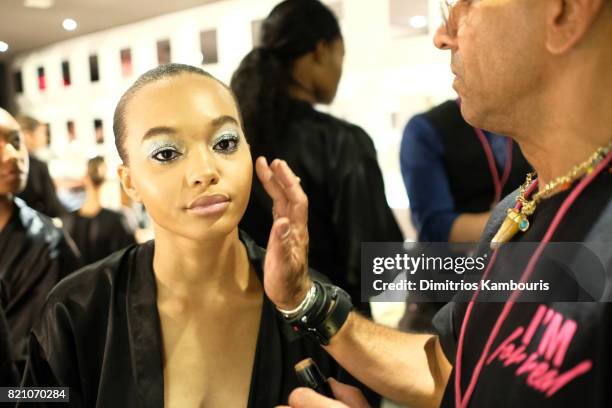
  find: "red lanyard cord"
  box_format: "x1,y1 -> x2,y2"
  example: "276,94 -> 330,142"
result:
474,128 -> 513,205
454,152 -> 612,408
499,138 -> 514,192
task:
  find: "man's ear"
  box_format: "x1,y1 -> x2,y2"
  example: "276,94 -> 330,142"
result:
546,0 -> 606,54
117,164 -> 142,203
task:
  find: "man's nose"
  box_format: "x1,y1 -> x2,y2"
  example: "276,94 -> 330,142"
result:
433,23 -> 458,50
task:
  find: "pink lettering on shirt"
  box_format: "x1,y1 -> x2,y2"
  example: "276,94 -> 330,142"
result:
485,305 -> 592,397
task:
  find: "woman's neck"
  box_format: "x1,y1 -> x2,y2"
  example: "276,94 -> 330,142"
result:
79,187 -> 102,217
152,227 -> 258,300
288,79 -> 316,105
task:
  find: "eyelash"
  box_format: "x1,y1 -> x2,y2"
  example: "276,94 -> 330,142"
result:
150,145 -> 183,163
148,132 -> 239,163
212,133 -> 240,154
10,136 -> 21,150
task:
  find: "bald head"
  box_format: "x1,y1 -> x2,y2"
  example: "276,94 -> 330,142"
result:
0,108 -> 29,196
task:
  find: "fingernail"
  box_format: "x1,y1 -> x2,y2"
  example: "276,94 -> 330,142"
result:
279,222 -> 291,239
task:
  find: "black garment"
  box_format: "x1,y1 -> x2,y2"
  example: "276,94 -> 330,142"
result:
423,101 -> 532,213
433,167 -> 612,407
17,155 -> 66,218
241,99 -> 403,313
0,300 -> 19,387
61,208 -> 136,266
22,231 -> 378,407
0,198 -> 81,369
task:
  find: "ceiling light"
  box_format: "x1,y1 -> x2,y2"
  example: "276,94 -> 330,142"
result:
23,0 -> 54,9
62,18 -> 78,31
0,42 -> 8,53
409,15 -> 428,29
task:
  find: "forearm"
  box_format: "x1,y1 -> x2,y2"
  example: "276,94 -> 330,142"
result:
325,312 -> 451,407
448,211 -> 491,243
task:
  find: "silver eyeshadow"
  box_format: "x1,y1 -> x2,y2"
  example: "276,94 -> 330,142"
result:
143,129 -> 241,160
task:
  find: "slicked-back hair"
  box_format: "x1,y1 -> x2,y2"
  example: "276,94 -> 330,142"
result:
113,63 -> 240,164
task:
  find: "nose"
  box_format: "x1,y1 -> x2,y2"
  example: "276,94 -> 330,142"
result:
0,140 -> 20,166
433,23 -> 457,50
186,147 -> 219,189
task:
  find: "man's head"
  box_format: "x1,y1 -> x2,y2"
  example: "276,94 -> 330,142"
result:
434,0 -> 612,135
0,108 -> 29,197
15,115 -> 47,153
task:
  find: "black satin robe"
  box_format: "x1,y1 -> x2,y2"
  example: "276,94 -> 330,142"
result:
21,231 -> 378,407
241,99 -> 403,314
0,198 -> 81,369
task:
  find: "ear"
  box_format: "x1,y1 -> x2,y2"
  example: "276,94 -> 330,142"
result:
546,0 -> 606,54
117,164 -> 142,203
312,40 -> 330,65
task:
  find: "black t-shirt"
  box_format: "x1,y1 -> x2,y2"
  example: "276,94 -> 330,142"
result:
434,167 -> 612,407
61,208 -> 136,266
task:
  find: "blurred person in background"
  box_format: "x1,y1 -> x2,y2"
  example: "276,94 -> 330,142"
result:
231,0 -> 403,316
398,100 -> 531,332
15,114 -> 66,218
61,156 -> 136,266
0,108 -> 80,374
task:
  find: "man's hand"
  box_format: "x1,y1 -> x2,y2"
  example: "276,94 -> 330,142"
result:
277,378 -> 371,408
255,157 -> 313,310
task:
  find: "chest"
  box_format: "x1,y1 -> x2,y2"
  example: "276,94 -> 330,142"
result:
457,302 -> 606,407
159,297 -> 262,408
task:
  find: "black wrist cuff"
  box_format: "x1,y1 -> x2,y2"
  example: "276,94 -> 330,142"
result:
285,282 -> 353,346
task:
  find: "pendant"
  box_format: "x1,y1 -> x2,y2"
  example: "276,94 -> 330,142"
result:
490,209 -> 528,249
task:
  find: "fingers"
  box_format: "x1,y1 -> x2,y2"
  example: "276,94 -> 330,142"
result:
256,157 -> 308,222
256,157 -> 288,213
328,378 -> 371,408
287,387 -> 350,408
271,159 -> 307,203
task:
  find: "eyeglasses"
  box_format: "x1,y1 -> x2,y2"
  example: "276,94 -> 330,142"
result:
440,0 -> 478,36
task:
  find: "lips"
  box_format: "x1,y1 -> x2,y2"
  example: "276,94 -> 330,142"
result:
186,194 -> 230,216
0,167 -> 24,181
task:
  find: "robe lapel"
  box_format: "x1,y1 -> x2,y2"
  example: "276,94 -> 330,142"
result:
126,241 -> 165,408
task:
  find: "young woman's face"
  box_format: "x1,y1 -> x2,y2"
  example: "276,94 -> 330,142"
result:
120,73 -> 252,241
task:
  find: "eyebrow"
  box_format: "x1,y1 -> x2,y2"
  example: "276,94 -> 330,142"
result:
211,115 -> 240,128
141,115 -> 240,141
0,129 -> 20,141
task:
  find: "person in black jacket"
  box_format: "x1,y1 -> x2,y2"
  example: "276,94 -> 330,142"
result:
15,115 -> 66,218
0,108 -> 81,373
231,0 -> 403,314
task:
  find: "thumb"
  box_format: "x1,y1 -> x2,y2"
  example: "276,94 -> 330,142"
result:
264,217 -> 298,309
267,217 -> 292,264
328,378 -> 371,408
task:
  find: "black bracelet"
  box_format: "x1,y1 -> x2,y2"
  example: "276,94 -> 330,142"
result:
284,282 -> 353,346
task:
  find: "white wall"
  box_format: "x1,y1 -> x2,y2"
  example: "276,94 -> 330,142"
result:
11,0 -> 456,213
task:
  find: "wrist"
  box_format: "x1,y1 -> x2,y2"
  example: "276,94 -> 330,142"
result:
278,281 -> 354,346
277,281 -> 316,318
